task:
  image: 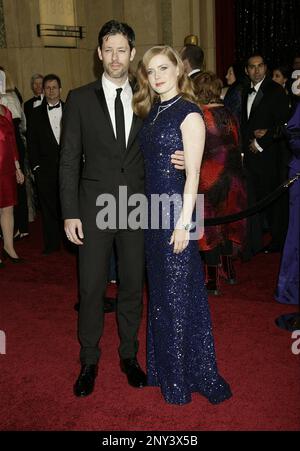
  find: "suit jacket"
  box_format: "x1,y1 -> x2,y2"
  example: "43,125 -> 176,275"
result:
23,96 -> 45,124
27,100 -> 64,173
240,77 -> 290,190
59,79 -> 144,221
23,97 -> 35,122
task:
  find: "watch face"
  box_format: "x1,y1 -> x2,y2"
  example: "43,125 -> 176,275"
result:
185,223 -> 196,231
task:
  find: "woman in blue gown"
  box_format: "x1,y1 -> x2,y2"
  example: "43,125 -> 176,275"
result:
275,103 -> 300,305
133,46 -> 232,405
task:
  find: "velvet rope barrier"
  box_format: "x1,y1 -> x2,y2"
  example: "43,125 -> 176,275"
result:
204,173 -> 300,226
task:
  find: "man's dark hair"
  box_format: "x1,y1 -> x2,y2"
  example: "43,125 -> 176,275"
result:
43,74 -> 62,88
181,44 -> 204,70
246,53 -> 266,67
98,20 -> 135,50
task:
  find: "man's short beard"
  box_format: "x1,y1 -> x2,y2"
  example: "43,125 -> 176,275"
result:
106,67 -> 127,80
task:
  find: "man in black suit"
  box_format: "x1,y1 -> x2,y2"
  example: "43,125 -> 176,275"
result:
23,74 -> 44,123
180,44 -> 204,79
241,54 -> 290,252
27,74 -> 63,255
60,20 -> 145,398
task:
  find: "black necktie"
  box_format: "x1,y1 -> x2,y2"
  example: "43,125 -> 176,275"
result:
115,88 -> 126,151
48,103 -> 60,111
34,95 -> 41,101
248,87 -> 256,96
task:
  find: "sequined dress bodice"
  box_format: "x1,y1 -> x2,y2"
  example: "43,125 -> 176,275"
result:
139,96 -> 232,405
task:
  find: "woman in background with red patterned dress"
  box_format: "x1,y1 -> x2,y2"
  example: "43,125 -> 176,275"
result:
0,102 -> 24,266
194,72 -> 247,295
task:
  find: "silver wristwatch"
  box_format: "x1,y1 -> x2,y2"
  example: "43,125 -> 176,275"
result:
178,223 -> 195,231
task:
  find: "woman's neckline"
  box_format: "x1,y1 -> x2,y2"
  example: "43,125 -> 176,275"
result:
159,93 -> 181,106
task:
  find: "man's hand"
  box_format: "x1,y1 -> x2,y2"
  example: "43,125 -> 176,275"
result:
254,129 -> 267,139
16,168 -> 24,184
249,139 -> 259,154
171,150 -> 185,170
64,219 -> 84,245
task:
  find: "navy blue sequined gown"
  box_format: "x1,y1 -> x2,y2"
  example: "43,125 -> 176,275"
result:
139,95 -> 232,405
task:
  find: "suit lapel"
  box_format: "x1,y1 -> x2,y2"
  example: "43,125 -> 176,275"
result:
125,79 -> 144,153
126,114 -> 142,151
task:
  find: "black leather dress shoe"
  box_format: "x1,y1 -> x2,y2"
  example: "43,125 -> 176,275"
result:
120,358 -> 147,388
74,364 -> 98,397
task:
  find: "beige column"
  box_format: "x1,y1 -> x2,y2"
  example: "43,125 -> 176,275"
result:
159,0 -> 216,71
0,0 -> 217,97
198,0 -> 216,71
123,0 -> 162,67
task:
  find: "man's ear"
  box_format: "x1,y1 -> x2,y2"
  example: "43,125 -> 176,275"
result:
98,46 -> 103,62
130,48 -> 136,62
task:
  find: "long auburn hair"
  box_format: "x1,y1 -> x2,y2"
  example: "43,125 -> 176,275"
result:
132,45 -> 198,118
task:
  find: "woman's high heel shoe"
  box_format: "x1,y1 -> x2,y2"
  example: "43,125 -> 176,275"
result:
2,249 -> 24,263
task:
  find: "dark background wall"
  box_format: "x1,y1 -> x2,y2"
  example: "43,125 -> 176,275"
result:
216,0 -> 300,81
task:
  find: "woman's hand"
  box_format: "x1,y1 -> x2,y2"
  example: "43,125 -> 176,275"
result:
16,168 -> 24,184
169,228 -> 189,254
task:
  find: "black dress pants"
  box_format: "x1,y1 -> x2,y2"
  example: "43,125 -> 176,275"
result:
78,228 -> 145,365
36,169 -> 61,252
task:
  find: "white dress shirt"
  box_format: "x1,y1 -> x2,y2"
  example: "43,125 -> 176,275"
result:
102,74 -> 133,146
188,69 -> 201,77
247,77 -> 265,152
47,102 -> 62,144
33,93 -> 44,108
33,101 -> 62,172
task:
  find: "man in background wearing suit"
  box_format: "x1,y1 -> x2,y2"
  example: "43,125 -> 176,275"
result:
27,74 -> 63,255
23,74 -> 44,123
241,54 -> 290,253
180,44 -> 204,79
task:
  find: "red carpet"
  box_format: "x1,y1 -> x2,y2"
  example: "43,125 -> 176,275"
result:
0,219 -> 299,431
